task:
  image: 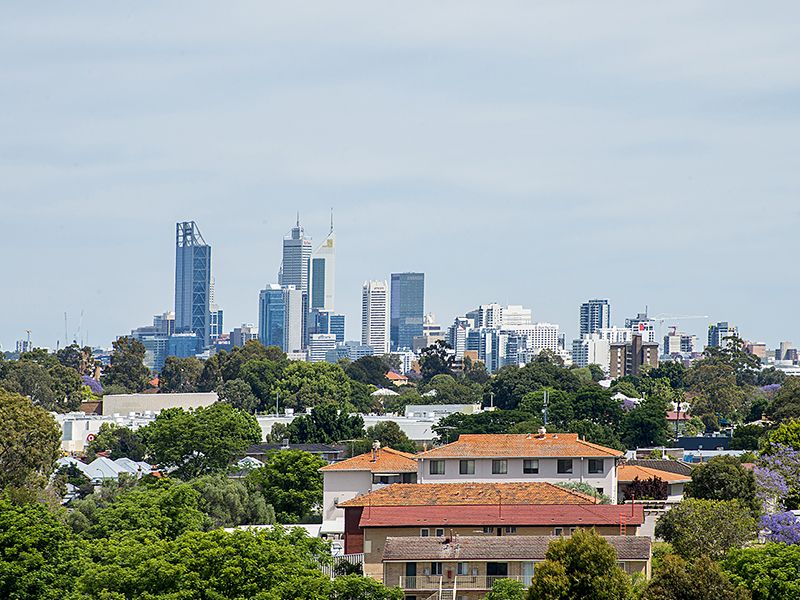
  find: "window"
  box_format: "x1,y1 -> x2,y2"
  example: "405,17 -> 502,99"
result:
553,527 -> 564,536
504,526 -> 517,534
492,459 -> 508,474
588,459 -> 604,474
486,562 -> 508,577
557,459 -> 573,474
523,459 -> 539,474
435,528 -> 445,537
429,460 -> 445,475
431,562 -> 443,576
457,562 -> 469,576
483,526 -> 494,534
420,528 -> 430,537
459,460 -> 475,475
596,487 -> 604,496
569,527 -> 577,535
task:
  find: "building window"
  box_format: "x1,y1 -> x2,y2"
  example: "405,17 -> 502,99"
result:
431,562 -> 443,576
457,562 -> 468,576
569,527 -> 577,535
588,459 -> 604,474
492,460 -> 508,474
459,460 -> 475,475
435,528 -> 445,537
504,526 -> 517,534
420,528 -> 430,537
596,487 -> 604,496
557,459 -> 573,474
483,526 -> 494,534
429,460 -> 445,475
523,459 -> 539,474
553,527 -> 564,536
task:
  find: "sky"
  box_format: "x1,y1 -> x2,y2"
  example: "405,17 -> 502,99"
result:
1,2 -> 799,351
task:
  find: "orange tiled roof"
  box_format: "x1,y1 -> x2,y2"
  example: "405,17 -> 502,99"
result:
386,371 -> 408,381
320,447 -> 417,473
338,482 -> 598,507
418,433 -> 623,459
618,464 -> 691,483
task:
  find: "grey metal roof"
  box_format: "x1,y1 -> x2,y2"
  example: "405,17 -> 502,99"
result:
625,459 -> 694,476
382,535 -> 651,562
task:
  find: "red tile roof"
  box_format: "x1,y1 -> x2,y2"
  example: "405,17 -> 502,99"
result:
666,411 -> 691,421
386,371 -> 408,381
617,464 -> 691,483
419,433 -> 623,459
338,482 -> 598,508
359,503 -> 644,528
320,447 -> 417,473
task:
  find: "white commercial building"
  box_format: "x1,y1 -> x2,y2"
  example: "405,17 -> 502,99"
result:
284,286 -> 306,353
361,280 -> 390,355
102,392 -> 218,416
308,333 -> 337,363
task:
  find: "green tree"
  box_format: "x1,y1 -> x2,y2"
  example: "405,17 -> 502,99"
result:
563,419 -> 623,450
685,363 -> 747,418
246,450 -> 326,523
488,357 -> 582,410
723,542 -> 800,600
287,403 -> 365,444
141,403 -> 261,479
642,555 -> 750,600
331,574 -> 403,599
486,578 -> 526,600
518,388 -> 573,429
655,499 -> 756,560
159,356 -> 203,393
345,356 -> 391,387
85,422 -> 146,461
572,385 -> 623,427
0,497 -> 79,600
527,528 -> 631,600
463,355 -> 490,384
420,373 -> 484,404
418,340 -> 454,382
190,473 -> 275,529
0,359 -> 83,412
217,378 -> 259,413
610,380 -> 641,398
730,423 -> 768,451
360,421 -> 417,454
433,410 -> 529,443
240,357 -> 287,410
684,455 -> 758,513
621,392 -> 671,448
276,361 -> 352,410
0,390 -> 61,491
101,336 -> 150,392
761,418 -> 800,453
55,343 -> 96,376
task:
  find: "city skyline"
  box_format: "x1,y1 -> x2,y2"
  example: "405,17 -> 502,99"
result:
2,3 -> 799,351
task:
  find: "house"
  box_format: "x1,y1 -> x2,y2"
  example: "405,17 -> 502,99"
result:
417,433 -> 623,502
386,371 -> 409,386
320,446 -> 418,535
382,535 -> 652,599
338,482 -> 644,581
617,464 -> 691,503
666,411 -> 692,436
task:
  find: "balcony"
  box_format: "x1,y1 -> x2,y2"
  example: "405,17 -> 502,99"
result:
396,575 -> 528,591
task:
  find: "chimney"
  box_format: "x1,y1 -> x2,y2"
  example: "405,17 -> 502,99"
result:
371,440 -> 380,462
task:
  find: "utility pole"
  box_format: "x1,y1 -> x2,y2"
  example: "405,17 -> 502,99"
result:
542,389 -> 549,426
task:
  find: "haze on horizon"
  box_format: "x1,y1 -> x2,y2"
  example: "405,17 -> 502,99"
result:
1,1 -> 799,351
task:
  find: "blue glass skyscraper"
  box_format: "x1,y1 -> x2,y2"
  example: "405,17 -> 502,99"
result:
174,221 -> 211,348
259,284 -> 286,349
390,272 -> 424,351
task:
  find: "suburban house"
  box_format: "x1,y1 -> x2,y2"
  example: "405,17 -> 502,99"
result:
338,482 -> 645,583
319,446 -> 418,535
416,433 -> 624,502
382,535 -> 652,599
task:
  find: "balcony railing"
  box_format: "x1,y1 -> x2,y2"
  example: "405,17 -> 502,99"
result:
396,575 -> 529,591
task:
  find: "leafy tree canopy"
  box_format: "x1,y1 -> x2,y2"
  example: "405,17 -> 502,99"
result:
159,356 -> 203,393
724,542 -> 800,600
684,455 -> 759,513
85,422 -> 146,461
246,450 -> 326,523
620,388 -> 671,449
487,356 -> 582,411
642,555 -> 750,600
418,340 -> 454,383
101,336 -> 151,393
217,378 -> 260,413
769,379 -> 800,423
275,361 -> 352,410
189,473 -> 275,529
419,373 -> 484,405
345,355 -> 392,387
352,421 -> 417,454
433,410 -> 529,443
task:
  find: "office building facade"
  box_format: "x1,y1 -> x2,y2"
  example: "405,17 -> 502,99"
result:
708,321 -> 738,348
579,299 -> 611,337
310,216 -> 335,311
390,272 -> 424,351
258,285 -> 285,349
174,221 -> 211,347
279,217 -> 313,295
362,280 -> 390,355
609,334 -> 659,378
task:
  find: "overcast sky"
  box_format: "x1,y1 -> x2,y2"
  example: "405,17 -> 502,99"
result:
1,2 -> 799,351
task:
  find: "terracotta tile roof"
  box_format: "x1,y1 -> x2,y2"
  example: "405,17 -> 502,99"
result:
418,433 -> 623,459
382,535 -> 651,561
320,447 -> 417,473
338,482 -> 598,508
618,464 -> 691,483
359,503 -> 644,528
386,371 -> 408,381
666,411 -> 691,421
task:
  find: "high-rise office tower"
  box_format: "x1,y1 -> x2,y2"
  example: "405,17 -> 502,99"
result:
390,272 -> 424,351
579,299 -> 611,337
258,284 -> 286,349
310,213 -> 335,311
625,312 -> 656,343
284,286 -> 307,353
175,221 -> 211,348
708,321 -> 738,348
362,280 -> 390,354
309,309 -> 345,343
279,215 -> 313,295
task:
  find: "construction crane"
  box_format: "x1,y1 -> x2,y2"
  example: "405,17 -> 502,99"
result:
650,315 -> 709,344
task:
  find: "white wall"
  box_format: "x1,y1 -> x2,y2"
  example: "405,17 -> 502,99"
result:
102,392 -> 218,416
322,470 -> 372,533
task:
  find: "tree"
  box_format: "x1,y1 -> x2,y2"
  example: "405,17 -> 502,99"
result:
563,419 -> 623,450
518,388 -> 574,429
759,511 -> 800,545
331,574 -> 404,600
655,499 -> 756,560
684,455 -> 758,513
0,497 -> 79,600
0,359 -> 83,412
488,359 -> 582,410
419,373 -> 483,404
463,355 -> 490,384
610,380 -> 640,398
239,357 -> 287,409
572,386 -> 623,428
190,473 -> 275,529
159,356 -> 203,393
432,410 -> 529,443
275,361 -> 352,410
762,418 -> 800,453
486,578 -> 526,600
757,367 -> 786,387
141,403 -> 261,479
85,422 -> 146,461
623,476 -> 668,501
287,403 -> 365,444
620,392 -> 671,449
418,340 -> 454,382
345,356 -> 391,387
246,450 -> 326,522
217,378 -> 259,413
56,343 -> 96,376
685,363 -> 747,418
755,443 -> 800,511
359,421 -> 417,454
101,336 -> 150,392
0,390 -> 61,491
768,378 -> 800,423
527,529 -> 631,600
731,423 -> 768,451
556,482 -> 612,504
724,542 -> 800,600
642,555 -> 750,600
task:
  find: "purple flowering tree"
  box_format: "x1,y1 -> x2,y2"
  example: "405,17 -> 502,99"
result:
756,443 -> 800,544
760,511 -> 800,544
81,375 -> 104,396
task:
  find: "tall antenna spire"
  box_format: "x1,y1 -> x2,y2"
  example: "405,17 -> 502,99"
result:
296,211 -> 300,227
330,208 -> 334,233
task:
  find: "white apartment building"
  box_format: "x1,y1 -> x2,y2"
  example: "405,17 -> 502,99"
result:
362,280 -> 390,354
308,333 -> 337,363
572,334 -> 612,371
416,432 -> 623,502
502,305 -> 533,327
284,286 -> 306,353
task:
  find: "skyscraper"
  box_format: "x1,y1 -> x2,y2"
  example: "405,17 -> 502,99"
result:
579,299 -> 611,337
708,321 -> 738,348
284,286 -> 307,353
362,280 -> 390,354
310,212 -> 335,311
174,221 -> 211,348
390,272 -> 424,350
259,285 -> 285,348
279,215 -> 313,295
